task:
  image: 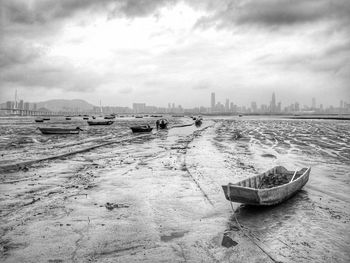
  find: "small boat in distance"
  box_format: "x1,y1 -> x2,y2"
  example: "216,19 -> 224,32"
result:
35,119 -> 44,123
87,120 -> 114,126
66,117 -> 71,120
135,115 -> 143,118
83,117 -> 89,120
222,166 -> 311,206
43,118 -> 50,121
38,127 -> 83,135
104,116 -> 115,119
130,125 -> 153,133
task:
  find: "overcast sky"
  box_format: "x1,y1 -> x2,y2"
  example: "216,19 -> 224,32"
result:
1,0 -> 349,108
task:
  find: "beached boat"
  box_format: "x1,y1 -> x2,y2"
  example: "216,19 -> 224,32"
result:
87,120 -> 114,126
38,127 -> 83,134
130,125 -> 153,133
35,119 -> 44,123
222,166 -> 311,206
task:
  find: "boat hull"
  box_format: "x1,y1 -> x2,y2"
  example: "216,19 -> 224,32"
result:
87,121 -> 114,126
222,166 -> 311,206
130,127 -> 153,133
38,128 -> 81,135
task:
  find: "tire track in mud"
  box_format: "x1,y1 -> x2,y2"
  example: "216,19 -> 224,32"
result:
176,126 -> 215,206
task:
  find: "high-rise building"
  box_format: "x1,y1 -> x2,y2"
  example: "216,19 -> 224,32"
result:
312,98 -> 316,109
225,99 -> 229,112
251,101 -> 257,112
19,100 -> 24,110
211,92 -> 215,111
270,92 -> 276,112
24,102 -> 30,110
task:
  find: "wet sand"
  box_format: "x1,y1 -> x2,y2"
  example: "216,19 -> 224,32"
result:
1,117 -> 349,262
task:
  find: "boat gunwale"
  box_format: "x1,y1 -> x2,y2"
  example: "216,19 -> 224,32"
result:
224,166 -> 311,192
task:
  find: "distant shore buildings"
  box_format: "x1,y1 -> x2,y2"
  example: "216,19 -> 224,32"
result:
1,90 -> 349,115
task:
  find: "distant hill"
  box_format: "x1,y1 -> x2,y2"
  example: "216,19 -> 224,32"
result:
36,99 -> 96,112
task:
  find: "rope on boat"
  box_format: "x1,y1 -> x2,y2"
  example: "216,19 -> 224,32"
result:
227,183 -> 282,263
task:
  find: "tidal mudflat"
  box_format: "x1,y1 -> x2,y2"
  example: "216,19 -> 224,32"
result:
1,116 -> 349,262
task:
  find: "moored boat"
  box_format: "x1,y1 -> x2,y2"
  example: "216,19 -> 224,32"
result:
83,117 -> 89,120
222,166 -> 311,206
35,119 -> 44,123
38,127 -> 83,134
43,118 -> 50,121
66,117 -> 71,120
130,125 -> 153,133
87,120 -> 114,126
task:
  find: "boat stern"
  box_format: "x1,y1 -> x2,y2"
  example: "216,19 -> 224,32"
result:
222,184 -> 260,205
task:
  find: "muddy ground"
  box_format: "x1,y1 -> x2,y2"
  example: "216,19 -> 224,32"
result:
1,117 -> 349,262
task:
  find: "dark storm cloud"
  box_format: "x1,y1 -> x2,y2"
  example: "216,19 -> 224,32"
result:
195,0 -> 350,29
0,39 -> 44,68
1,0 -> 178,25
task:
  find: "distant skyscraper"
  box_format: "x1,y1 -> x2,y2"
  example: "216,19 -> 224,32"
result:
251,101 -> 257,112
312,97 -> 316,109
24,102 -> 30,110
14,89 -> 18,109
225,99 -> 229,112
211,92 -> 215,110
270,92 -> 276,112
19,100 -> 24,110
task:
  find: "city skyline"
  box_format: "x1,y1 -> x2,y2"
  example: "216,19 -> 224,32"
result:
1,0 -> 350,107
2,90 -> 349,115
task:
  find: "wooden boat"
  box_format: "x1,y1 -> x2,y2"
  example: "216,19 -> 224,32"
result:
130,125 -> 153,133
35,119 -> 44,123
222,166 -> 311,206
87,120 -> 114,126
38,127 -> 83,134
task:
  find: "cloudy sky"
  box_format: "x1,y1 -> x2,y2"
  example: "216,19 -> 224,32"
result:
0,0 -> 349,108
